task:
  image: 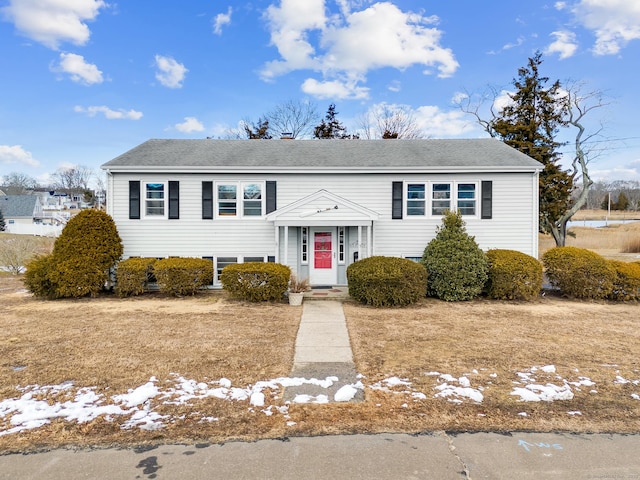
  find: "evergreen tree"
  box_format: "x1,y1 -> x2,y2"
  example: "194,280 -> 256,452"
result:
0,208 -> 5,231
489,52 -> 573,240
243,117 -> 272,139
314,104 -> 348,139
615,192 -> 629,211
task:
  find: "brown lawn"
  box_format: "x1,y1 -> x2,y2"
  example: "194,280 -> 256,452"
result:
0,219 -> 639,452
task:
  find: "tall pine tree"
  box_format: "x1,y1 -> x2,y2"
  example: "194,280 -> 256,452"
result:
0,208 -> 5,231
489,52 -> 572,244
314,104 -> 348,139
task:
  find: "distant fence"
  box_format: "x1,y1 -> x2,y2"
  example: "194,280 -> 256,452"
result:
5,224 -> 63,237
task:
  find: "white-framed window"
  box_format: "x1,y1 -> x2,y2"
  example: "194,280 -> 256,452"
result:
216,181 -> 264,218
338,227 -> 345,264
431,183 -> 451,216
457,183 -> 476,216
145,182 -> 166,217
404,181 -> 478,217
407,184 -> 426,216
215,256 -> 237,283
301,227 -> 309,264
213,255 -> 269,286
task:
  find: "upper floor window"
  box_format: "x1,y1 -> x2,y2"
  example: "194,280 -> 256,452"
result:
404,181 -> 477,217
457,183 -> 476,216
145,183 -> 165,217
407,184 -> 426,216
216,182 -> 264,218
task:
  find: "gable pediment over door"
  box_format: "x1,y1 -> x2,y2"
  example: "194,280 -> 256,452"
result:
266,189 -> 379,227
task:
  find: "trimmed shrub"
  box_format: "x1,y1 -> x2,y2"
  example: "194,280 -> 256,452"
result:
542,247 -> 615,299
485,249 -> 543,300
608,260 -> 640,301
422,210 -> 488,301
116,258 -> 157,297
220,262 -> 290,302
23,210 -> 123,298
347,256 -> 427,307
23,254 -> 58,299
154,258 -> 214,296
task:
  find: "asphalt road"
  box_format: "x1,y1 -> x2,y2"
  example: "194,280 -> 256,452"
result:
1,432 -> 639,479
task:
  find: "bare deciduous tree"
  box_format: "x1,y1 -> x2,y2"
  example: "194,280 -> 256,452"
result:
266,99 -> 319,139
357,104 -> 423,139
1,172 -> 39,193
0,236 -> 53,274
51,165 -> 93,191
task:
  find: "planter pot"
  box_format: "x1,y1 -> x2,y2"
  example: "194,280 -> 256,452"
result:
288,292 -> 304,306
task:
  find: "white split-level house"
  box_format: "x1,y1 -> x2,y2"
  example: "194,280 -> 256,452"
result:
101,138 -> 542,287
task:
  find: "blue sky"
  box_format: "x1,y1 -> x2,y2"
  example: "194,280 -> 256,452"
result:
1,0 -> 640,186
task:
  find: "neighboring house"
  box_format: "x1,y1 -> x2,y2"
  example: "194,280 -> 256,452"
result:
101,138 -> 542,287
0,195 -> 42,228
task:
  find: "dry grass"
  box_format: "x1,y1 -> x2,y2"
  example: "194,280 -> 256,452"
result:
539,220 -> 640,261
2,269 -> 640,452
571,209 -> 640,221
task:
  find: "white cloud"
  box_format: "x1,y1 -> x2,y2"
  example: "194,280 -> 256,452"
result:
213,6 -> 232,35
414,105 -> 475,137
53,52 -> 103,84
261,1 -> 458,99
175,117 -> 205,133
154,55 -> 188,88
301,77 -> 369,100
570,0 -> 640,55
1,0 -> 107,50
0,145 -> 40,167
74,105 -> 143,120
545,30 -> 579,59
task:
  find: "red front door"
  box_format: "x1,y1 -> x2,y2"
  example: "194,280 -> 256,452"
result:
314,232 -> 332,269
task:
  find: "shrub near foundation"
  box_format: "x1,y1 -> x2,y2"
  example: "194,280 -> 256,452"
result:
542,246 -> 615,299
422,210 -> 488,302
115,258 -> 157,297
607,260 -> 640,301
220,262 -> 291,302
153,258 -> 214,296
485,249 -> 543,300
347,256 -> 427,307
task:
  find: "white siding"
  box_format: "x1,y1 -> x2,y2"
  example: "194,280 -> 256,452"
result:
108,170 -> 538,264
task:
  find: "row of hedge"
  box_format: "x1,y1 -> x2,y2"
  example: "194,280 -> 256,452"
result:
346,247 -> 640,307
116,257 -> 214,297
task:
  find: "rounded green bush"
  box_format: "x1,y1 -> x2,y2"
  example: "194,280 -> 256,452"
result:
23,254 -> 57,299
220,262 -> 291,302
486,249 -> 542,300
346,256 -> 427,307
115,258 -> 157,297
607,260 -> 640,301
422,210 -> 488,301
23,209 -> 123,298
154,257 -> 214,296
542,246 -> 615,299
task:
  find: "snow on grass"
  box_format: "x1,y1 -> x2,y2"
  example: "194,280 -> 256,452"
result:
1,367 -> 639,436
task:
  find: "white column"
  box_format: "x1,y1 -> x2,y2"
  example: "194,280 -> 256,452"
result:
283,225 -> 289,266
274,226 -> 280,263
357,226 -> 362,259
367,223 -> 372,258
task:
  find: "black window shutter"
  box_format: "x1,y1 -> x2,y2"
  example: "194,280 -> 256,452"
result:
129,181 -> 140,219
168,181 -> 179,219
266,181 -> 277,213
392,181 -> 403,219
481,181 -> 492,219
202,181 -> 213,219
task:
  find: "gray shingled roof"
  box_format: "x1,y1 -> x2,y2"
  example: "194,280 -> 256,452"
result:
101,138 -> 542,172
0,195 -> 37,217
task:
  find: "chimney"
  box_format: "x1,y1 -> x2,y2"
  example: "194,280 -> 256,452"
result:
280,132 -> 294,140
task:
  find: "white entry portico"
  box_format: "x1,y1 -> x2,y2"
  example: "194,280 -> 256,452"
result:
267,190 -> 379,286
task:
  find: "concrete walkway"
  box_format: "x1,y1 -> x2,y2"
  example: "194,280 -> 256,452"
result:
284,300 -> 362,402
2,432 -> 639,479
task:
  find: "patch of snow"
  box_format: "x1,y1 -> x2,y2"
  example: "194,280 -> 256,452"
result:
511,383 -> 574,402
567,411 -> 582,415
335,384 -> 360,402
541,365 -> 556,373
292,394 -> 329,404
